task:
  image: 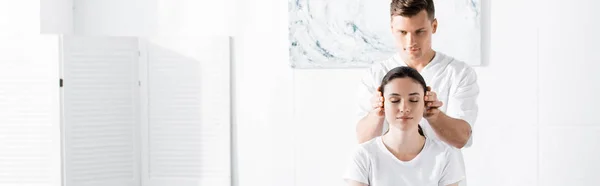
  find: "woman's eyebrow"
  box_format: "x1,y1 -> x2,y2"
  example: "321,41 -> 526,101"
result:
388,92 -> 421,96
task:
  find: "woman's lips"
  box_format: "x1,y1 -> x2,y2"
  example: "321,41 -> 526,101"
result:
397,116 -> 413,120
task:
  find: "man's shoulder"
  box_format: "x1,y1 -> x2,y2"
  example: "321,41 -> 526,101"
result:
436,52 -> 477,78
365,55 -> 402,77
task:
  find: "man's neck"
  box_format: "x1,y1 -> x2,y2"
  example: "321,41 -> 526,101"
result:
382,127 -> 425,159
403,50 -> 436,72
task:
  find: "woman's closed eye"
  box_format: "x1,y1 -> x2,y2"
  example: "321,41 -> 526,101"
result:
389,98 -> 420,103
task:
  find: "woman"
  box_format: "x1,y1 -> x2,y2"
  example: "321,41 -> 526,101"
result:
344,66 -> 464,186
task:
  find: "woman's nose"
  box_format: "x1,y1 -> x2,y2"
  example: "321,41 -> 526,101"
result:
399,100 -> 410,113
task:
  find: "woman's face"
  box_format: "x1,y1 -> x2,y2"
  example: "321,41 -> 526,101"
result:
382,77 -> 426,130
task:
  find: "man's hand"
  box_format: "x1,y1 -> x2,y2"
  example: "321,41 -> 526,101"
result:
369,87 -> 385,118
424,86 -> 444,122
356,87 -> 386,143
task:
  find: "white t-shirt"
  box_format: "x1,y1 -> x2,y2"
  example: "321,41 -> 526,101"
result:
343,137 -> 465,186
356,52 -> 479,147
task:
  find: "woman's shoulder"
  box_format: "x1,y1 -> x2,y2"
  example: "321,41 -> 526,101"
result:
353,137 -> 383,158
358,137 -> 382,151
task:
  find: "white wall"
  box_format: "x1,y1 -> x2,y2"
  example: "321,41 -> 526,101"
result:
0,1 -> 41,35
231,0 -> 295,185
154,0 -> 234,37
72,0 -> 156,36
40,0 -> 73,34
68,0 -> 233,36
537,0 -> 600,185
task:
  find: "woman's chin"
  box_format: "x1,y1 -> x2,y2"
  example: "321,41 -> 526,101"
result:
389,120 -> 418,129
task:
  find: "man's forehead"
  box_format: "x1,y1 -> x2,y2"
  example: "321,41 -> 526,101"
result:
392,19 -> 429,29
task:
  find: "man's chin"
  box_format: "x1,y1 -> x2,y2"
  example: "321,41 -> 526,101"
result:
407,54 -> 422,61
399,53 -> 421,60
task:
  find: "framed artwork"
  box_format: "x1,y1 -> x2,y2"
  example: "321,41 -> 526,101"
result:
289,0 -> 481,68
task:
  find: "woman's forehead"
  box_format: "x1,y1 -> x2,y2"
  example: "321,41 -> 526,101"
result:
384,78 -> 424,94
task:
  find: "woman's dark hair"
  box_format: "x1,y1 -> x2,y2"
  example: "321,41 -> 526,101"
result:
379,66 -> 427,136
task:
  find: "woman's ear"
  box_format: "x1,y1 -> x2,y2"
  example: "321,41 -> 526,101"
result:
431,18 -> 438,34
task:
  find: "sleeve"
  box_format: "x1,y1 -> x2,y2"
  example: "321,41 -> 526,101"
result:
446,66 -> 479,148
355,66 -> 379,125
343,146 -> 371,185
438,148 -> 465,186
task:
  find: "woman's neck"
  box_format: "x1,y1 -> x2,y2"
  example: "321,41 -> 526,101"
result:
382,127 -> 426,160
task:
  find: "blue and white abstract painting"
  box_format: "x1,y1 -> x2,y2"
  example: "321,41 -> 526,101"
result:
289,0 -> 481,68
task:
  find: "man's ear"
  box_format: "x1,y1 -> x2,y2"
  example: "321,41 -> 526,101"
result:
431,18 -> 438,34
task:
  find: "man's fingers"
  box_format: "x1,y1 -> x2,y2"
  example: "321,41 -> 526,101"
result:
432,101 -> 443,107
377,107 -> 384,116
425,95 -> 435,101
372,107 -> 384,117
426,92 -> 437,101
371,94 -> 384,105
372,103 -> 379,109
429,91 -> 436,98
427,101 -> 443,108
424,107 -> 440,117
372,102 -> 383,108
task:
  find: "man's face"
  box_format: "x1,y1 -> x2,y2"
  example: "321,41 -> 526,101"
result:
390,10 -> 437,61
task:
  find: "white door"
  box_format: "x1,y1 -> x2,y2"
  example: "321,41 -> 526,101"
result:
140,36 -> 231,186
0,35 -> 62,186
61,36 -> 141,186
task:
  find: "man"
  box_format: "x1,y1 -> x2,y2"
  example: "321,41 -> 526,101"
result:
355,0 -> 479,184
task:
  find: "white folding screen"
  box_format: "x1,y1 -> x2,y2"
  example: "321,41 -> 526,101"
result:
61,36 -> 141,186
139,37 -> 231,186
59,35 -> 231,186
0,35 -> 62,186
